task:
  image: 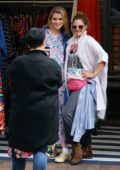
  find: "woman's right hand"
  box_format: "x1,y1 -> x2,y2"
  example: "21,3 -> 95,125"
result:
81,70 -> 94,79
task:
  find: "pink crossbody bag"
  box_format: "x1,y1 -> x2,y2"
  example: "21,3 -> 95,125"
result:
67,79 -> 87,91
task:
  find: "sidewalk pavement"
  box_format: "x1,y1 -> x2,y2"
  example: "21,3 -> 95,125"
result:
0,160 -> 120,170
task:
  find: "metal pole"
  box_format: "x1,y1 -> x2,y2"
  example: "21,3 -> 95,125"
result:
0,1 -> 73,3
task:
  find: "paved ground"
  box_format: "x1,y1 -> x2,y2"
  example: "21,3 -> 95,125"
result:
0,160 -> 120,170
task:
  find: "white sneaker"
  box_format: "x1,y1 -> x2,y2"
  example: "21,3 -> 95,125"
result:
54,152 -> 71,163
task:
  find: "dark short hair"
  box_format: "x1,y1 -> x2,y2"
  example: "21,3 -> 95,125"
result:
72,12 -> 90,26
25,27 -> 45,48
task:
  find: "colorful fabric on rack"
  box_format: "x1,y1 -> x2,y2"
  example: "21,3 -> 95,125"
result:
0,73 -> 5,135
39,13 -> 48,28
0,19 -> 7,57
0,19 -> 8,71
34,15 -> 41,27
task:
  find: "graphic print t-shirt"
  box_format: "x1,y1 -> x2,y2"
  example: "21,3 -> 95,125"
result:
67,44 -> 84,80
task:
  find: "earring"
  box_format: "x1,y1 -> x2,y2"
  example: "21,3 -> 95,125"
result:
50,25 -> 53,30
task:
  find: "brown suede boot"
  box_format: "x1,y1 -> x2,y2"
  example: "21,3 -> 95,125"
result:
71,143 -> 83,165
82,144 -> 93,158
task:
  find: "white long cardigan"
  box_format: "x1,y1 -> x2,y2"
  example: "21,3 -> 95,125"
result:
64,34 -> 108,120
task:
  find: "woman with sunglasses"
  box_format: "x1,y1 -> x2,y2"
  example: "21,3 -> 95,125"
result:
62,12 -> 108,165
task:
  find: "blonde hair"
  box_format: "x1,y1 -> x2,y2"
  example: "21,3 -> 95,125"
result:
46,6 -> 70,36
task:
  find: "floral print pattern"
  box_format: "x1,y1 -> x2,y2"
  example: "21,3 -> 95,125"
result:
45,29 -> 66,144
8,147 -> 32,158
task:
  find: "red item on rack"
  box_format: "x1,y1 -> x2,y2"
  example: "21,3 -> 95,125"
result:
77,0 -> 101,43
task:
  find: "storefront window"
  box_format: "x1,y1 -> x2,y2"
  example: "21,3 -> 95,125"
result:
110,0 -> 120,17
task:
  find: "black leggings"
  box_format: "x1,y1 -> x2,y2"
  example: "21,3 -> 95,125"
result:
72,130 -> 92,145
80,130 -> 92,146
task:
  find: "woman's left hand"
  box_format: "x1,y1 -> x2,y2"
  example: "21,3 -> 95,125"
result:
82,62 -> 106,79
82,70 -> 94,79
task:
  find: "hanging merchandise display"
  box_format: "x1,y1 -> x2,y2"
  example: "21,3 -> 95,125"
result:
0,73 -> 5,135
0,0 -> 73,136
0,19 -> 8,135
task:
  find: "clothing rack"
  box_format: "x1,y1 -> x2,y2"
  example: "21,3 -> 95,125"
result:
0,1 -> 73,3
0,1 -> 73,9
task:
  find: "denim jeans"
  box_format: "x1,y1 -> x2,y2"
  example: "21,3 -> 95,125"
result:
12,151 -> 48,170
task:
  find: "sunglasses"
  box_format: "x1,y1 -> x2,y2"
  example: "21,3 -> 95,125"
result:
72,25 -> 84,30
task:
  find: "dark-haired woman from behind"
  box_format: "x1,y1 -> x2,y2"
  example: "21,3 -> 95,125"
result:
8,27 -> 62,170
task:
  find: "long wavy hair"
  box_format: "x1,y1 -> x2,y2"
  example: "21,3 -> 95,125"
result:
46,6 -> 70,36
